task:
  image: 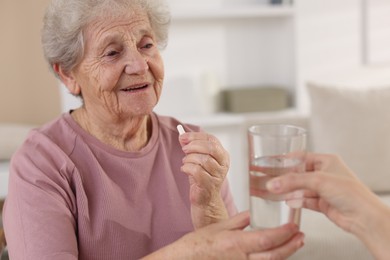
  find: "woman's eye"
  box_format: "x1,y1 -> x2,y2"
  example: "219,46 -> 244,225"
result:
106,50 -> 119,57
142,43 -> 154,49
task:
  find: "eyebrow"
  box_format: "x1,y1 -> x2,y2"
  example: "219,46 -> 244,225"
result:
97,34 -> 123,51
97,27 -> 153,52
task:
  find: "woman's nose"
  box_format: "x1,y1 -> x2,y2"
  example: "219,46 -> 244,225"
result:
124,52 -> 148,75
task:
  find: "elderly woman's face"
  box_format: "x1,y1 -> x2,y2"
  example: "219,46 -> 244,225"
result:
71,8 -> 164,119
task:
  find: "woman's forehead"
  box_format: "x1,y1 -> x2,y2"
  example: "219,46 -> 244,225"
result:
84,12 -> 152,43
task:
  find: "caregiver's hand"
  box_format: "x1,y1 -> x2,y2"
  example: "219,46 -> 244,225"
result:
266,153 -> 390,260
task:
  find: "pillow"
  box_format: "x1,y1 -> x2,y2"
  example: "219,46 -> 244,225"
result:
0,124 -> 34,161
308,82 -> 390,193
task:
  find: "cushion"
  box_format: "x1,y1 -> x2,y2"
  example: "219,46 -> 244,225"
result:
308,74 -> 390,193
290,210 -> 372,260
0,124 -> 34,161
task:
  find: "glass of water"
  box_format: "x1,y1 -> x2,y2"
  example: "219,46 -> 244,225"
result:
248,124 -> 307,229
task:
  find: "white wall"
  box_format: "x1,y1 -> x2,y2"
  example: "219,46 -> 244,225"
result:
295,0 -> 390,112
294,0 -> 363,112
365,0 -> 390,65
61,0 -> 390,116
157,2 -> 296,119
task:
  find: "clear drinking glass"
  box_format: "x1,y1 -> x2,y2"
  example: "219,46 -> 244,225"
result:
248,124 -> 306,229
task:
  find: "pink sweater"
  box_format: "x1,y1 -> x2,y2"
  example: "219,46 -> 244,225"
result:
3,113 -> 237,260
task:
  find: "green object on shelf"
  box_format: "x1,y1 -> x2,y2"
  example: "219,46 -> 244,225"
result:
221,87 -> 290,113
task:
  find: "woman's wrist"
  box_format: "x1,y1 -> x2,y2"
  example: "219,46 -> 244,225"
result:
142,228 -> 213,260
191,195 -> 228,229
141,234 -> 194,260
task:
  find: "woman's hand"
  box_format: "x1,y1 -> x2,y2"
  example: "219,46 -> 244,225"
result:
266,153 -> 390,259
143,211 -> 304,260
179,131 -> 230,228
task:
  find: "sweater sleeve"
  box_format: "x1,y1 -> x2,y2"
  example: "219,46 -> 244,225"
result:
3,132 -> 78,260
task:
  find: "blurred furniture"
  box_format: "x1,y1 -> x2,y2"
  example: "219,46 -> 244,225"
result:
245,66 -> 390,260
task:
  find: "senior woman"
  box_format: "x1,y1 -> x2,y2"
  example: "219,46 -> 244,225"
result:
3,0 -> 304,259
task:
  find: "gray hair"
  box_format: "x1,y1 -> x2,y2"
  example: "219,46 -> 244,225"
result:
42,0 -> 171,77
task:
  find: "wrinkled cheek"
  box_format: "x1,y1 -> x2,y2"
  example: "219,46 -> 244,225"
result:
154,81 -> 163,102
149,55 -> 164,87
91,82 -> 120,114
105,95 -> 121,115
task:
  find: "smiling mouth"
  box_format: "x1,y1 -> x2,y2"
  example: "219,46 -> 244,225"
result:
121,84 -> 149,92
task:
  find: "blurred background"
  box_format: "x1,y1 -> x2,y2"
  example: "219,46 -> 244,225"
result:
1,0 -> 390,123
0,0 -> 60,125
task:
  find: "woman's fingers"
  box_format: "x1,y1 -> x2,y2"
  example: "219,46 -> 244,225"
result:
249,231 -> 304,260
180,211 -> 304,259
181,153 -> 226,178
211,212 -> 304,257
179,132 -> 230,169
248,223 -> 302,251
179,132 -> 230,189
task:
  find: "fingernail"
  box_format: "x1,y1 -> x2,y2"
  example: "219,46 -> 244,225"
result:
293,190 -> 304,199
179,134 -> 189,143
286,199 -> 303,209
266,179 -> 281,191
182,145 -> 189,152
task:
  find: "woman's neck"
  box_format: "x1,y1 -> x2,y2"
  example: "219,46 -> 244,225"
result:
70,108 -> 152,152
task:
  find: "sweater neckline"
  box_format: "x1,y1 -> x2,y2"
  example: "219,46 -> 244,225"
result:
62,112 -> 159,158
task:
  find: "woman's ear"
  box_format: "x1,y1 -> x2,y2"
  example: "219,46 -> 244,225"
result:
53,64 -> 81,96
